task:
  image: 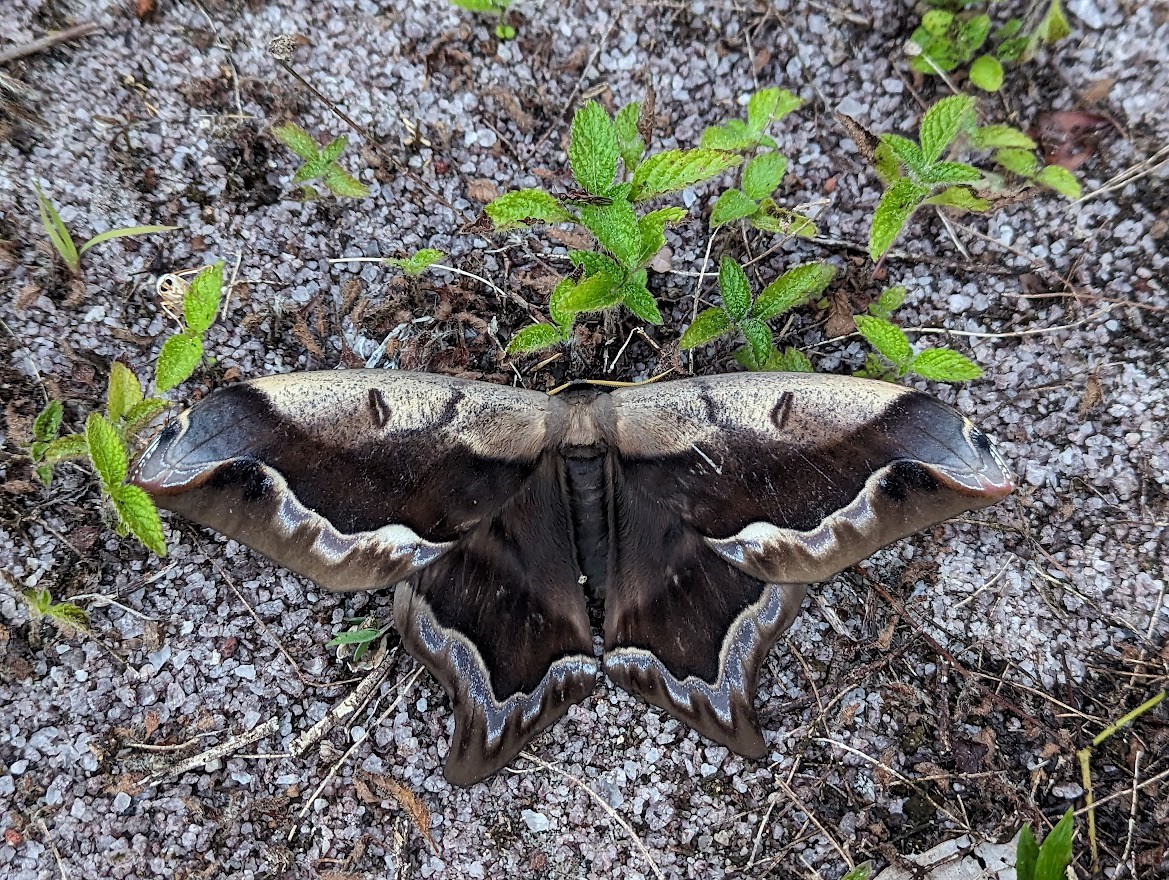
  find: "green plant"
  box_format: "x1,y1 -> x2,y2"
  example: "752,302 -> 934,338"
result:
448,0 -> 515,39
852,287 -> 982,383
1016,808 -> 1075,880
840,863 -> 873,880
34,183 -> 175,276
22,587 -> 90,645
703,88 -> 816,238
908,0 -> 1072,92
488,97 -> 741,355
29,261 -> 226,556
271,123 -> 370,199
327,616 -> 392,665
383,248 -> 446,277
680,256 -> 835,371
863,94 -> 1080,261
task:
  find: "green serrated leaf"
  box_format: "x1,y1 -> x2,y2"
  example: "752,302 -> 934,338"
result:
47,602 -> 90,634
1033,809 -> 1075,880
1035,165 -> 1081,199
123,397 -> 169,434
35,433 -> 89,485
879,134 -> 930,177
110,483 -> 167,556
869,178 -> 928,260
85,412 -> 127,490
619,273 -> 662,325
570,100 -> 619,196
569,250 -> 621,278
972,125 -> 1036,150
920,94 -> 976,164
747,88 -> 802,131
34,183 -> 80,274
741,319 -> 773,367
742,151 -> 788,200
995,147 -> 1040,178
386,248 -> 446,276
870,286 -> 907,318
718,257 -> 752,321
107,362 -> 144,424
871,140 -> 902,186
733,344 -> 762,371
755,262 -> 836,321
485,189 -> 573,229
925,161 -> 984,185
680,308 -> 733,350
321,164 -> 370,198
855,315 -> 914,367
614,101 -> 645,173
548,278 -> 577,330
1016,825 -> 1040,880
184,261 -> 224,335
558,271 -> 621,314
33,399 -> 64,443
710,189 -> 759,228
155,333 -> 204,393
925,185 -> 992,212
911,347 -> 983,382
317,135 -> 348,168
700,119 -> 755,151
579,198 -> 642,267
630,149 -> 741,201
969,54 -> 1004,91
920,9 -> 954,38
956,14 -> 992,53
637,206 -> 686,266
272,123 -> 321,161
767,346 -> 815,373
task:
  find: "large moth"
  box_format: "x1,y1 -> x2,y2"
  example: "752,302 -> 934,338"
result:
131,370 -> 1012,785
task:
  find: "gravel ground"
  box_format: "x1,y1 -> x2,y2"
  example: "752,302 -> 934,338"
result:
1,1 -> 1167,878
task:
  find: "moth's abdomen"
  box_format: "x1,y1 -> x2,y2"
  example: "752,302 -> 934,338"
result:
563,452 -> 611,591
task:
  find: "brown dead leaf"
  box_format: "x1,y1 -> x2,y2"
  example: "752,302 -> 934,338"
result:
465,178 -> 499,203
1079,77 -> 1115,105
637,80 -> 656,148
835,112 -> 878,163
1035,110 -> 1113,171
5,828 -> 24,847
544,226 -> 593,250
1080,369 -> 1104,415
484,86 -> 534,132
360,771 -> 437,853
875,615 -> 897,651
144,710 -> 160,739
823,290 -> 855,338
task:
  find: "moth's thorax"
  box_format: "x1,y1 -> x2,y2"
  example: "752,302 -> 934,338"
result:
554,386 -> 617,458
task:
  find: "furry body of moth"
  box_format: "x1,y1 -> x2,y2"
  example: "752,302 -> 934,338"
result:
131,370 -> 1013,785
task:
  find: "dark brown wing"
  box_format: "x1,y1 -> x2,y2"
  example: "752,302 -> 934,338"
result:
604,373 -> 1012,755
130,370 -> 597,785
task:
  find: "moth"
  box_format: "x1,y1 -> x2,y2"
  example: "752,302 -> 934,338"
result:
131,370 -> 1012,785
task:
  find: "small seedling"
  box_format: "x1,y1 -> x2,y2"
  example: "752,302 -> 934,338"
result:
30,261 -> 226,556
852,288 -> 981,383
383,248 -> 446,277
860,94 -> 1080,261
327,616 -> 392,665
840,863 -> 873,880
489,96 -> 741,355
448,0 -> 515,39
271,123 -> 370,199
680,256 -> 835,371
22,587 -> 89,648
908,0 -> 1072,92
34,183 -> 175,276
1015,808 -> 1075,880
704,88 -> 816,237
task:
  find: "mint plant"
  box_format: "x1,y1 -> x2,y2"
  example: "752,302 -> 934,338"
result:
853,287 -> 981,383
680,256 -> 835,371
704,88 -> 816,237
487,98 -> 741,355
34,183 -> 175,276
30,261 -> 226,556
908,0 -> 1072,92
22,587 -> 90,643
448,0 -> 515,39
272,123 -> 370,199
1016,809 -> 1075,880
863,94 -> 1080,261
